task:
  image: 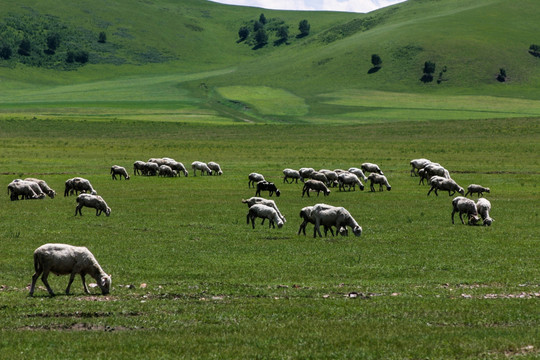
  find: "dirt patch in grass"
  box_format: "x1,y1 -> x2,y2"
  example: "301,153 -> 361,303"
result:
20,323 -> 134,331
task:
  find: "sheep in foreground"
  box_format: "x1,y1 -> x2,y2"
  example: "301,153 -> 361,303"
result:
476,198 -> 494,226
427,178 -> 464,197
256,180 -> 281,197
367,173 -> 392,192
110,165 -> 130,180
158,165 -> 177,177
24,178 -> 56,198
361,162 -> 384,175
410,158 -> 431,177
451,196 -> 480,225
283,168 -> 302,184
191,161 -> 212,176
29,243 -> 111,297
246,204 -> 284,229
302,179 -> 330,197
133,161 -> 146,175
298,204 -> 336,236
248,173 -> 265,188
311,204 -> 362,238
207,161 -> 223,176
465,184 -> 490,197
348,167 -> 368,182
7,180 -> 46,201
338,172 -> 364,192
75,194 -> 111,217
242,197 -> 286,223
64,177 -> 97,197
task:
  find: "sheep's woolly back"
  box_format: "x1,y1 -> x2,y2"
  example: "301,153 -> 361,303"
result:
242,197 -> 286,223
476,198 -> 493,226
247,204 -> 284,228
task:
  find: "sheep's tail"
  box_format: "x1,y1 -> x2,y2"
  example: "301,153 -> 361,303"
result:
33,251 -> 42,273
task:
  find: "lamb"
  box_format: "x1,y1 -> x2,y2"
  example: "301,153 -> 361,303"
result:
110,165 -> 130,180
283,168 -> 302,184
24,178 -> 56,198
242,197 -> 286,223
476,198 -> 494,226
337,172 -> 364,192
298,204 -> 336,236
451,196 -> 480,225
348,167 -> 368,182
465,184 -> 491,197
367,173 -> 392,192
410,158 -> 432,177
64,177 -> 97,197
133,160 -> 146,175
158,165 -> 177,177
427,177 -> 465,197
256,180 -> 281,197
207,161 -> 223,176
246,204 -> 284,229
311,204 -> 362,238
361,162 -> 384,175
7,180 -> 46,201
75,193 -> 111,217
29,243 -> 111,297
248,172 -> 265,188
302,179 -> 330,197
191,161 -> 212,176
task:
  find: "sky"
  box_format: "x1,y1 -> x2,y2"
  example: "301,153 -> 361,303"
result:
208,0 -> 408,13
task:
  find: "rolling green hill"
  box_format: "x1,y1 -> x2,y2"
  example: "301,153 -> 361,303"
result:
0,0 -> 539,122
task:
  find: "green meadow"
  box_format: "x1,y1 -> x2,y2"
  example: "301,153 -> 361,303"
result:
0,0 -> 539,358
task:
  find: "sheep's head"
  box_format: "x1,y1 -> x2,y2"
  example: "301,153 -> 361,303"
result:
324,189 -> 331,196
277,220 -> 284,229
386,185 -> 392,191
359,184 -> 365,191
485,188 -> 490,193
105,207 -> 111,217
469,214 -> 480,225
483,217 -> 494,226
338,227 -> 348,236
352,226 -> 362,237
458,187 -> 465,196
275,189 -> 281,197
99,274 -> 112,295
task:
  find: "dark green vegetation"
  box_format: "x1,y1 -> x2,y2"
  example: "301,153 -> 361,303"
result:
0,0 -> 539,358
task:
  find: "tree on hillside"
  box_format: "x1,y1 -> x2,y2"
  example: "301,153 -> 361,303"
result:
371,54 -> 382,68
298,20 -> 310,37
275,25 -> 289,45
18,38 -> 31,56
259,13 -> 267,25
497,68 -> 507,82
421,60 -> 436,83
98,32 -> 107,44
238,26 -> 249,41
254,28 -> 268,48
45,33 -> 60,55
253,20 -> 263,32
0,45 -> 12,60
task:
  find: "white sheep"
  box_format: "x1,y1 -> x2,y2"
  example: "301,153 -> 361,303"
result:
367,173 -> 392,192
75,193 -> 111,217
246,203 -> 284,229
299,167 -> 315,181
207,161 -> 223,176
24,178 -> 56,198
427,178 -> 464,197
361,162 -> 384,175
167,161 -> 188,177
283,168 -> 302,184
242,197 -> 286,223
337,172 -> 364,192
144,162 -> 159,176
158,165 -> 177,177
451,196 -> 480,225
29,243 -> 111,297
64,177 -> 97,197
133,160 -> 146,175
298,204 -> 336,236
410,158 -> 431,177
309,171 -> 329,185
319,169 -> 339,187
424,163 -> 450,179
248,172 -> 265,188
148,157 -> 168,166
7,180 -> 46,201
110,165 -> 130,180
348,167 -> 368,182
465,184 -> 490,197
311,204 -> 362,238
302,179 -> 330,197
476,198 -> 494,226
191,161 -> 212,176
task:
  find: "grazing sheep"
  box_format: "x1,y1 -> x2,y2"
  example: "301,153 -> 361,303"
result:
451,196 -> 480,225
167,161 -> 188,177
256,180 -> 281,197
427,177 -> 464,197
242,197 -> 286,223
361,162 -> 384,175
283,168 -> 302,184
476,198 -> 494,226
337,172 -> 364,192
64,177 -> 97,197
299,167 -> 315,181
24,178 -> 56,198
248,172 -> 265,188
110,165 -> 130,180
246,204 -> 284,229
158,165 -> 177,177
424,163 -> 450,179
367,173 -> 392,192
311,204 -> 362,238
319,169 -> 339,187
298,204 -> 336,236
29,243 -> 111,297
148,157 -> 167,166
75,194 -> 111,217
207,161 -> 223,176
465,184 -> 490,197
191,161 -> 212,176
348,167 -> 368,182
302,179 -> 330,197
143,162 -> 159,176
410,158 -> 432,177
7,180 -> 45,201
133,160 -> 146,175
309,171 -> 329,186
418,168 -> 430,185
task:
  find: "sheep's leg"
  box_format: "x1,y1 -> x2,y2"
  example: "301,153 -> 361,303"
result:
448,190 -> 455,196
80,274 -> 90,294
465,190 -> 470,197
427,187 -> 434,196
458,211 -> 465,225
298,221 -> 307,235
75,204 -> 82,216
261,218 -> 266,225
29,267 -> 43,297
65,272 -> 78,295
40,270 -> 55,296
451,209 -> 456,224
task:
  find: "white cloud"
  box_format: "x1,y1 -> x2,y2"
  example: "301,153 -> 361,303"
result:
208,0 -> 407,13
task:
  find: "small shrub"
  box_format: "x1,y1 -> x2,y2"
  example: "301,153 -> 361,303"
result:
98,31 -> 107,43
0,45 -> 12,60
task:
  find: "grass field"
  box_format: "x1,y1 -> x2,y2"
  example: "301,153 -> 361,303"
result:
0,116 -> 538,359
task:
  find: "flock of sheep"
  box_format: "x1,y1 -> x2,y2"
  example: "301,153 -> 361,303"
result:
9,157 -> 493,297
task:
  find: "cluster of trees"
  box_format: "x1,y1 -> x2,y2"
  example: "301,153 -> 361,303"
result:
238,14 -> 310,48
529,44 -> 540,57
